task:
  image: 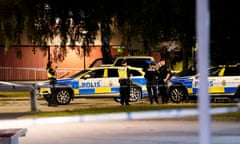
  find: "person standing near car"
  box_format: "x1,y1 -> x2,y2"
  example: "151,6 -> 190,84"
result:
47,61 -> 57,85
144,61 -> 159,104
46,61 -> 58,106
157,58 -> 171,104
118,59 -> 132,106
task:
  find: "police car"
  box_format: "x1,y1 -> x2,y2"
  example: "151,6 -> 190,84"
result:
36,66 -> 148,105
168,65 -> 240,103
112,56 -> 155,71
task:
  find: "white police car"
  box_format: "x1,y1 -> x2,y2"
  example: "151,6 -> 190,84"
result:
168,65 -> 240,103
36,66 -> 147,105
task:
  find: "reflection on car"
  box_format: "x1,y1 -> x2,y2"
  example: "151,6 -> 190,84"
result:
36,66 -> 148,105
168,65 -> 240,103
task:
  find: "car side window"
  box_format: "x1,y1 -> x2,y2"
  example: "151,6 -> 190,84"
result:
114,59 -> 123,66
224,67 -> 240,76
108,69 -> 119,77
87,69 -> 104,78
129,69 -> 142,76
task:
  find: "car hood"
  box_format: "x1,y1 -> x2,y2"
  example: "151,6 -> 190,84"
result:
169,76 -> 194,82
169,76 -> 196,88
57,78 -> 74,85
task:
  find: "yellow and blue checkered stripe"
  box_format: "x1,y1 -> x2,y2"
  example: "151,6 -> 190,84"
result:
40,77 -> 148,97
73,86 -> 148,96
73,87 -> 117,95
69,77 -> 147,96
170,77 -> 238,95
189,87 -> 237,95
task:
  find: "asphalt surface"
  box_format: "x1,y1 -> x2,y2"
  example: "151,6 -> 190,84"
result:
1,119 -> 239,144
0,96 -> 239,144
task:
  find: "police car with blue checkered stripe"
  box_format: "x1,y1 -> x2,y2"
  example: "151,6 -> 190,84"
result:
36,66 -> 148,105
168,65 -> 240,103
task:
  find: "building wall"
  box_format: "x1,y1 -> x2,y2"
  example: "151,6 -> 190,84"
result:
0,45 -> 104,81
0,24 -> 162,81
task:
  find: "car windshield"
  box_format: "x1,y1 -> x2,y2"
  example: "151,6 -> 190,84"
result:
174,66 -> 197,77
175,65 -> 240,77
208,66 -> 222,76
174,66 -> 222,77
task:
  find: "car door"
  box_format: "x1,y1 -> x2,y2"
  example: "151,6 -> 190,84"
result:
78,69 -> 105,95
192,66 -> 223,94
207,66 -> 240,95
208,66 -> 225,94
105,68 -> 120,93
220,66 -> 240,94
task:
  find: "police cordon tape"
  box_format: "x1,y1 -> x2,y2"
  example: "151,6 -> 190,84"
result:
0,106 -> 239,128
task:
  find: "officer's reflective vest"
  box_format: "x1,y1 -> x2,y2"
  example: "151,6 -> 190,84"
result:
47,68 -> 56,79
118,67 -> 128,79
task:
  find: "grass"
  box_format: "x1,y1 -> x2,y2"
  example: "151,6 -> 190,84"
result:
23,103 -> 240,122
2,91 -> 240,121
0,91 -> 30,98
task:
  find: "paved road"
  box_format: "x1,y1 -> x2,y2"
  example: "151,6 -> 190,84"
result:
0,97 -> 239,144
9,120 -> 239,144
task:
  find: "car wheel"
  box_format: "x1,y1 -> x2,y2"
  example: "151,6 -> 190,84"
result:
129,84 -> 142,102
169,86 -> 187,103
113,84 -> 142,103
56,89 -> 72,105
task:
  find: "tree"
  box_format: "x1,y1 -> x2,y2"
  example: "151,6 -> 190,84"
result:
0,0 -> 28,52
89,0 -> 115,64
28,0 -> 115,64
115,0 -> 196,70
1,0 -> 236,68
210,0 -> 238,65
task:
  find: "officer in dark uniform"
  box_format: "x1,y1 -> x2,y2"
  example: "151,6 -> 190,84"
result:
144,61 -> 159,104
157,58 -> 171,104
118,59 -> 132,106
46,61 -> 58,106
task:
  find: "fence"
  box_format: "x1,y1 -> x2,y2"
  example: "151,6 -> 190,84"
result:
0,67 -> 82,81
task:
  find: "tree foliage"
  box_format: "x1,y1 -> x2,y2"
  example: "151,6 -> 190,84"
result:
210,0 -> 238,65
115,0 -> 195,69
0,0 -> 237,68
0,0 -> 27,50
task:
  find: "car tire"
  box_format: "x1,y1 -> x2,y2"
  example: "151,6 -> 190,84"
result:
55,89 -> 72,105
169,86 -> 188,103
113,84 -> 142,103
129,84 -> 142,102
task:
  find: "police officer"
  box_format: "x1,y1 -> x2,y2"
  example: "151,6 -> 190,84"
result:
144,61 -> 159,104
118,59 -> 132,106
157,58 -> 171,104
46,61 -> 58,106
